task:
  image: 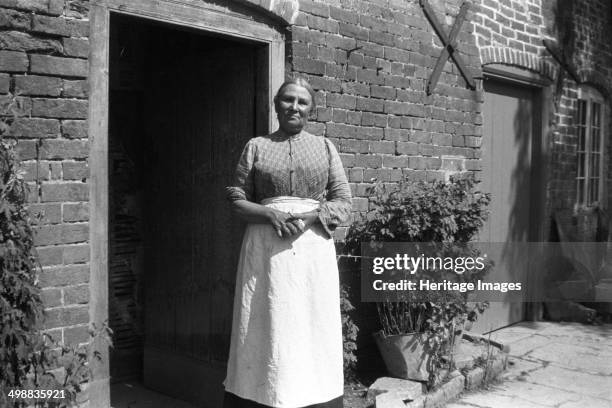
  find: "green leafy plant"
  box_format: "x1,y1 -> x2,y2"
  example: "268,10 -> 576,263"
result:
345,175 -> 491,386
1,93 -> 112,407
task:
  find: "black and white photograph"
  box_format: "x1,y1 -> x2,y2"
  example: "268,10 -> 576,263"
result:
0,0 -> 611,407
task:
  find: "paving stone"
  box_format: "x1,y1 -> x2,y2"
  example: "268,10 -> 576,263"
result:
502,334 -> 550,357
528,342 -> 612,375
456,392 -> 548,408
527,364 -> 612,400
558,395 -> 612,408
368,377 -> 423,400
449,323 -> 612,408
493,381 -> 581,406
375,392 -> 406,408
487,329 -> 535,346
502,356 -> 545,380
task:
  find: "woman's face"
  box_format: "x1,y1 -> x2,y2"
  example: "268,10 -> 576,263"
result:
276,84 -> 313,135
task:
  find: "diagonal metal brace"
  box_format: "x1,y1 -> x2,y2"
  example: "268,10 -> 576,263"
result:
420,0 -> 476,94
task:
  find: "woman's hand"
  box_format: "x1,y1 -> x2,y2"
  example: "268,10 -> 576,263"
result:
288,210 -> 320,229
266,208 -> 301,238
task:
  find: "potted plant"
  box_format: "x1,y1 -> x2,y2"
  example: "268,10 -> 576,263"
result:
345,175 -> 491,386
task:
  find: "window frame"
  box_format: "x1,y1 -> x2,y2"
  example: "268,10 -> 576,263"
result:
575,86 -> 606,209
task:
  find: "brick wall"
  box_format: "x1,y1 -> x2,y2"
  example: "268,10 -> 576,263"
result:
0,0 -> 90,345
470,0 -> 612,239
289,0 -> 484,240
544,0 -> 612,221
472,0 -> 555,74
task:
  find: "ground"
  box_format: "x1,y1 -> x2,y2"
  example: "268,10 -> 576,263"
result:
446,322 -> 612,408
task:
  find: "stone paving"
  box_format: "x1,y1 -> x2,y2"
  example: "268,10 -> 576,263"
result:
446,322 -> 612,408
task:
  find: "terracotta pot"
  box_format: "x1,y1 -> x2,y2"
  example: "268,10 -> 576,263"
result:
373,330 -> 431,381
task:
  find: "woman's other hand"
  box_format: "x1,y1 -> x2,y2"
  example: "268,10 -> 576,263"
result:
289,210 -> 319,229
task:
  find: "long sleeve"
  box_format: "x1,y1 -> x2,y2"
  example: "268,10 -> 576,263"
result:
226,139 -> 256,202
318,138 -> 352,238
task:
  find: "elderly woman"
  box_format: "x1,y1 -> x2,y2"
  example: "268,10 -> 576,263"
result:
223,77 -> 352,408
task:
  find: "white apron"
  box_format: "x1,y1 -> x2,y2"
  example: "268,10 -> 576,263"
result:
224,197 -> 344,408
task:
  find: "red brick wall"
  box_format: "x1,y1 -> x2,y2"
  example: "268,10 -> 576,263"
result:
471,0 -> 612,239
290,0 -> 485,240
545,0 -> 612,218
2,0 -> 610,363
0,0 -> 90,345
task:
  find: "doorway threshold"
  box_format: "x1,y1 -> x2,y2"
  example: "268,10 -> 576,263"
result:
111,381 -> 199,408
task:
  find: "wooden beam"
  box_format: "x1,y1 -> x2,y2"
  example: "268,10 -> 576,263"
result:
420,0 -> 475,94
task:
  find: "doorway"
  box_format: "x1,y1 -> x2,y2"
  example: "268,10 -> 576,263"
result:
108,13 -> 266,407
472,77 -> 543,332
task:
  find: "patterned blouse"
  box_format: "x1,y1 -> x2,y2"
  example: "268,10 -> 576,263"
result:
226,132 -> 352,237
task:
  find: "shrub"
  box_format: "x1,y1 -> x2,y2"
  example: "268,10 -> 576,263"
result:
345,175 -> 491,386
0,94 -> 111,407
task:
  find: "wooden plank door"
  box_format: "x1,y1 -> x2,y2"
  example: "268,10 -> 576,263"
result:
472,80 -> 538,333
140,28 -> 259,407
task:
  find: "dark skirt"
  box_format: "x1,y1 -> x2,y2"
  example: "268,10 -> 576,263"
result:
223,392 -> 343,408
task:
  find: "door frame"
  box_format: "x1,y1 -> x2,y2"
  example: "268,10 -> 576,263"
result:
88,1 -> 285,406
482,64 -> 553,323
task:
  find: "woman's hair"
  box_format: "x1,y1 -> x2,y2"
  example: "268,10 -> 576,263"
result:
273,77 -> 317,113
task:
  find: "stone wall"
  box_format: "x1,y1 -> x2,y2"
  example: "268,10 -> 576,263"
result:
0,0 -> 90,345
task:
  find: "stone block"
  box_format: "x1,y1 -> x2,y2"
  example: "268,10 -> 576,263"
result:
369,141 -> 395,154
10,117 -> 60,138
15,139 -> 37,160
62,79 -> 87,98
383,155 -> 409,168
63,161 -> 88,180
357,125 -> 384,140
62,37 -> 89,58
64,284 -> 89,304
423,373 -> 464,408
330,6 -> 358,24
41,288 -> 62,307
339,22 -> 369,40
0,8 -> 30,30
32,98 -> 88,119
463,366 -> 485,390
36,246 -> 63,266
63,202 -> 88,222
61,119 -> 87,138
0,0 -> 59,15
356,96 -> 384,112
30,55 -> 88,78
396,141 -> 418,155
63,243 -> 90,264
384,128 -> 407,141
368,377 -> 423,401
64,325 -> 90,345
14,74 -> 62,96
28,203 -> 62,224
22,161 -> 50,181
0,31 -> 62,52
39,139 -> 88,159
43,305 -> 89,329
292,57 -> 325,75
31,15 -> 70,36
41,182 -> 88,202
40,264 -> 88,287
0,50 -> 28,72
375,392 -> 405,408
67,19 -> 89,37
61,223 -> 88,244
328,93 -> 357,110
